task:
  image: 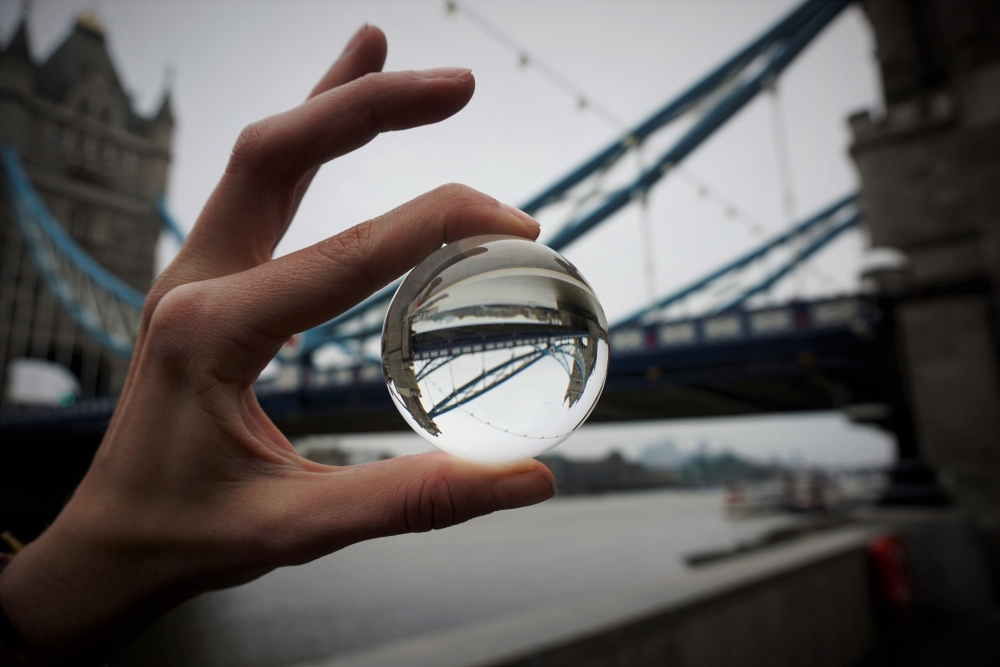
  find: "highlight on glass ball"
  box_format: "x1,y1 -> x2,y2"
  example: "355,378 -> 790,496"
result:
381,235 -> 609,463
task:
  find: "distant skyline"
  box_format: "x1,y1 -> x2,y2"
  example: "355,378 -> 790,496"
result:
303,409 -> 893,469
0,0 -> 893,466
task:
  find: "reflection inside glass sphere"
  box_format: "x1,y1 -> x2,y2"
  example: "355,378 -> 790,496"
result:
382,235 -> 608,463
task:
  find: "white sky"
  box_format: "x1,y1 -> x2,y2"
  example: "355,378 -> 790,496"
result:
1,0 -> 894,466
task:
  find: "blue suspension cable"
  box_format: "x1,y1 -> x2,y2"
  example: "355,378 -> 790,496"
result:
1,145 -> 146,309
155,196 -> 187,245
713,212 -> 860,314
545,0 -> 849,252
520,0 -> 830,215
295,0 -> 848,357
611,194 -> 857,329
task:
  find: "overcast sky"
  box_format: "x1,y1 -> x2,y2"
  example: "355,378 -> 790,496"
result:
1,0 -> 893,466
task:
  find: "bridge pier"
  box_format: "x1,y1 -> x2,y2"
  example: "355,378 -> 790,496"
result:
850,0 -> 1000,518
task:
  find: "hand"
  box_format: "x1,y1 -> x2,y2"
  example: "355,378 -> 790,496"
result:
0,25 -> 554,666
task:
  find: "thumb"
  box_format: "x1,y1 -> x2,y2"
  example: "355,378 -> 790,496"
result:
277,453 -> 557,561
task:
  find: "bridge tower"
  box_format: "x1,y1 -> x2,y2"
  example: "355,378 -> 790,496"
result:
851,0 -> 1000,515
0,11 -> 172,402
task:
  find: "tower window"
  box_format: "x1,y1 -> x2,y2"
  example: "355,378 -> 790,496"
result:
99,107 -> 111,124
78,97 -> 90,116
69,208 -> 93,240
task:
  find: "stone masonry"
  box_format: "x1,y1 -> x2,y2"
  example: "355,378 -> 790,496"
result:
0,12 -> 172,400
851,0 -> 1000,516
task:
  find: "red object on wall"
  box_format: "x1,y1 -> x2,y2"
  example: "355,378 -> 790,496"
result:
868,534 -> 913,610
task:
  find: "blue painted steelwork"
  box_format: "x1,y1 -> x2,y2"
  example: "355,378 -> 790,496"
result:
610,296 -> 874,359
425,347 -> 548,419
289,281 -> 400,360
1,144 -> 144,356
2,145 -> 146,309
2,146 -> 188,357
543,0 -> 849,251
2,0 -> 854,370
613,195 -> 858,329
155,195 -> 187,245
296,0 -> 851,357
1,294 -> 882,434
713,213 -> 860,313
304,193 -> 859,356
519,0 -> 832,215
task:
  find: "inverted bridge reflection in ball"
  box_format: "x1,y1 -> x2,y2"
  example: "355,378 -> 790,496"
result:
382,236 -> 609,463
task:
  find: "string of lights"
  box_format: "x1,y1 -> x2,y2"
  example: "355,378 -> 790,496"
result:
444,1 -> 628,130
767,82 -> 798,227
443,2 -> 776,239
672,165 -> 768,237
443,0 -> 849,296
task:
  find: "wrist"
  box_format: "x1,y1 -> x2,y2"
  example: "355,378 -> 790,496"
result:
0,499 -> 191,666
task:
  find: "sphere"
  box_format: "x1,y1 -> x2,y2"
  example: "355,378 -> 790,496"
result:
382,235 -> 609,463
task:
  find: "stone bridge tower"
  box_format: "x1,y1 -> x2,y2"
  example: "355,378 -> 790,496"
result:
851,0 -> 1000,516
0,11 -> 173,402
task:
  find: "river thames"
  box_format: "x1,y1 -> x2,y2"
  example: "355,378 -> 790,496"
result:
116,488 -> 801,667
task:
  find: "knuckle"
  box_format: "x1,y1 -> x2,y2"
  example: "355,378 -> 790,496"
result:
351,73 -> 389,132
365,100 -> 389,135
228,119 -> 273,174
316,222 -> 378,292
406,471 -> 470,533
430,183 -> 496,217
433,182 -> 477,203
144,282 -> 214,363
352,70 -> 384,91
320,221 -> 374,258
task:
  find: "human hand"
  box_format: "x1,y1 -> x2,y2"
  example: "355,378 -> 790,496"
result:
0,25 -> 554,665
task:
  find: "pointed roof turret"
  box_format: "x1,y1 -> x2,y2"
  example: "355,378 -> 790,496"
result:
75,10 -> 106,40
154,91 -> 174,125
1,14 -> 32,61
0,12 -> 36,95
35,10 -> 125,102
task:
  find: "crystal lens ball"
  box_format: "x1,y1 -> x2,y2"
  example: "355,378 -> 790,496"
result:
382,235 -> 609,463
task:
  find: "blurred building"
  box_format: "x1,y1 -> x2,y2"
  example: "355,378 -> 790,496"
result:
0,12 -> 172,401
851,0 -> 1000,516
539,451 -> 678,494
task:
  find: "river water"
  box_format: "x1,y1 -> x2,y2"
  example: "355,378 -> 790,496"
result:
115,489 -> 798,667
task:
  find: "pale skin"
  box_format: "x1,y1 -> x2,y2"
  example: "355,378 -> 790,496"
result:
0,26 -> 556,666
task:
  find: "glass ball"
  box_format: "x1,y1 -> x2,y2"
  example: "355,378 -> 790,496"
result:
382,235 -> 609,463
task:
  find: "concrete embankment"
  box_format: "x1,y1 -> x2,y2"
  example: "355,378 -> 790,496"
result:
298,511 -> 997,667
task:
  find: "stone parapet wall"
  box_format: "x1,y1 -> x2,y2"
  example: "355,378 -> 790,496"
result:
302,530 -> 877,667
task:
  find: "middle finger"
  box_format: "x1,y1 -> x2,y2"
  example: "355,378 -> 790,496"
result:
169,68 -> 475,289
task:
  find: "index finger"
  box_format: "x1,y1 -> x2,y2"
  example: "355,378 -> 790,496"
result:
194,185 -> 540,371
166,68 -> 476,290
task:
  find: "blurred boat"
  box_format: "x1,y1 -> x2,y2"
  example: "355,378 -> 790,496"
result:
726,469 -> 887,515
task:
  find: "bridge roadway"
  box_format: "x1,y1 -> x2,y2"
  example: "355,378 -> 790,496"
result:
0,294 -> 892,540
0,294 -> 890,438
264,294 -> 888,434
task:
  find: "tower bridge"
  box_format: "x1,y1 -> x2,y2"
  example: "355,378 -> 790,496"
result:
0,0 -> 877,438
0,12 -> 173,398
2,0 -> 998,538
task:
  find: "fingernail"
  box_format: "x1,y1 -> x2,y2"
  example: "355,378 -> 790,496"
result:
500,202 -> 541,232
343,24 -> 369,54
420,67 -> 473,80
495,471 -> 556,510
